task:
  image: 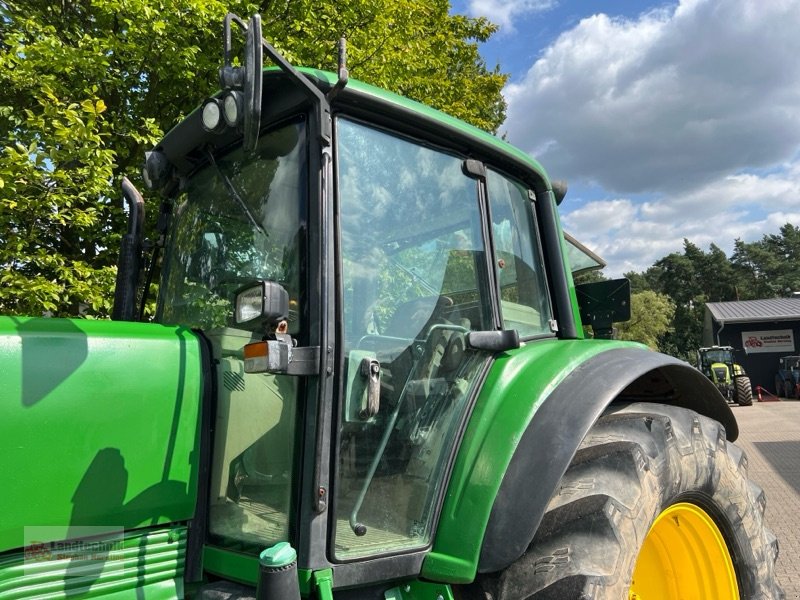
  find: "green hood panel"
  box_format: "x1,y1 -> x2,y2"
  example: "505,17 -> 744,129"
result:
0,317 -> 204,554
0,526 -> 187,598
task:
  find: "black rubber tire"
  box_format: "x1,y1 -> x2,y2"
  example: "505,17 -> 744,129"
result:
735,375 -> 754,406
470,403 -> 782,600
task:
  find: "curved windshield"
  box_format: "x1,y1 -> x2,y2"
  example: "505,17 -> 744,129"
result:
157,120 -> 307,330
703,349 -> 733,364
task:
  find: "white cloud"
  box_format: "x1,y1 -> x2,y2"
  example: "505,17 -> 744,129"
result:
505,0 -> 800,194
505,0 -> 800,276
561,163 -> 800,277
640,169 -> 800,220
466,0 -> 556,32
561,198 -> 636,232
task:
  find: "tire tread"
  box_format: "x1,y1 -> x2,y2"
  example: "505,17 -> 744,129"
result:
470,403 -> 782,600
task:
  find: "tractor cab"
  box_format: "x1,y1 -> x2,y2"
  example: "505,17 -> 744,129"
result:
697,346 -> 736,385
0,10 -> 782,599
115,12 -> 564,592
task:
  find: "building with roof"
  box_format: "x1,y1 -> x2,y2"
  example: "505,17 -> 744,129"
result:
703,298 -> 800,394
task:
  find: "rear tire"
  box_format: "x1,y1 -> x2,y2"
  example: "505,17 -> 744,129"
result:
471,403 -> 781,600
735,375 -> 754,406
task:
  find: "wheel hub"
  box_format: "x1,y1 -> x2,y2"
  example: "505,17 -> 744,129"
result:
629,502 -> 738,599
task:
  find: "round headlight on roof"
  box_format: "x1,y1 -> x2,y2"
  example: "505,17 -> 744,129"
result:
222,91 -> 244,128
201,98 -> 226,134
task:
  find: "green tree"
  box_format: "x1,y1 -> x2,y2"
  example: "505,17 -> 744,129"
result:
732,224 -> 800,298
616,290 -> 675,351
572,269 -> 607,285
623,269 -> 656,294
0,0 -> 506,317
625,240 -> 726,359
613,224 -> 800,358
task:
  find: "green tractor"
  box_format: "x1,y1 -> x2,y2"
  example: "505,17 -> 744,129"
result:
0,13 -> 780,600
697,346 -> 754,407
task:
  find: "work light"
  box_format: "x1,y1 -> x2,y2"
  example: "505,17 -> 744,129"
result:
222,91 -> 244,128
201,98 -> 226,134
235,281 -> 289,327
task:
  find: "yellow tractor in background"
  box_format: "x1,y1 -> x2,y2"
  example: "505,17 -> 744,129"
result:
697,346 -> 753,406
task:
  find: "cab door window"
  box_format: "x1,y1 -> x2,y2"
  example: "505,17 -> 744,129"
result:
334,118 -> 491,559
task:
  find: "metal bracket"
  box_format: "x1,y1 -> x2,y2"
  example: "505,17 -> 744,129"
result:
286,345 -> 321,376
243,338 -> 320,376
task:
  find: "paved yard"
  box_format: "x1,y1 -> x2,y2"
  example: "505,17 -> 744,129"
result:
732,399 -> 800,598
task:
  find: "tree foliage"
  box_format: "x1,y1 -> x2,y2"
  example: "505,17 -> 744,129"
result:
0,0 -> 506,317
615,290 -> 675,351
731,223 -> 800,298
622,224 -> 800,360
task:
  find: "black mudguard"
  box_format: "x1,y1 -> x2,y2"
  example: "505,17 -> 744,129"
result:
477,347 -> 737,573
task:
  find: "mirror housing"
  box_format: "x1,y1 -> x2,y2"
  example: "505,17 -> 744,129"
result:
243,14 -> 263,152
215,14 -> 263,151
575,278 -> 631,339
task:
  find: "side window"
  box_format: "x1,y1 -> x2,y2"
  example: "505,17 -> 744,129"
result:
334,118 -> 491,559
486,169 -> 553,337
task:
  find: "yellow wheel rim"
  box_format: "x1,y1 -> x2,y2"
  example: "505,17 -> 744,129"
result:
629,502 -> 739,600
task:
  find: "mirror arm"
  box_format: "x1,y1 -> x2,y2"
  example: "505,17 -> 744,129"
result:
259,38 -> 332,147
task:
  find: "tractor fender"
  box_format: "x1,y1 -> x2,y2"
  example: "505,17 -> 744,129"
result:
476,346 -> 737,574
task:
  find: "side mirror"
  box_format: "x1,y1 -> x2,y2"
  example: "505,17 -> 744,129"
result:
242,14 -> 263,152
575,278 -> 631,339
210,14 -> 263,152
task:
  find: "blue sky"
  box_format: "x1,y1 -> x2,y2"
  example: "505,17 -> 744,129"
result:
451,0 -> 800,276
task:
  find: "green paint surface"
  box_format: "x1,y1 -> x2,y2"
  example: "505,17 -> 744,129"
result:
423,338 -> 636,582
0,526 -> 187,599
385,580 -> 454,600
203,546 -> 258,586
0,317 -> 203,553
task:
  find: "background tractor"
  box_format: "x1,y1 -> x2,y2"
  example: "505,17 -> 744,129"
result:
697,346 -> 754,406
775,355 -> 800,398
0,12 -> 780,600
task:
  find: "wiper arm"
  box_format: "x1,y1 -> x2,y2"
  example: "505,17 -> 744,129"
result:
390,257 -> 438,295
205,148 -> 268,237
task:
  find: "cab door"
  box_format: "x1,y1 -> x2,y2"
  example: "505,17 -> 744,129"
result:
332,118 -> 495,560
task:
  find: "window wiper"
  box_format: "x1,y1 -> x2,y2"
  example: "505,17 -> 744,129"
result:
390,258 -> 438,296
205,148 -> 268,237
